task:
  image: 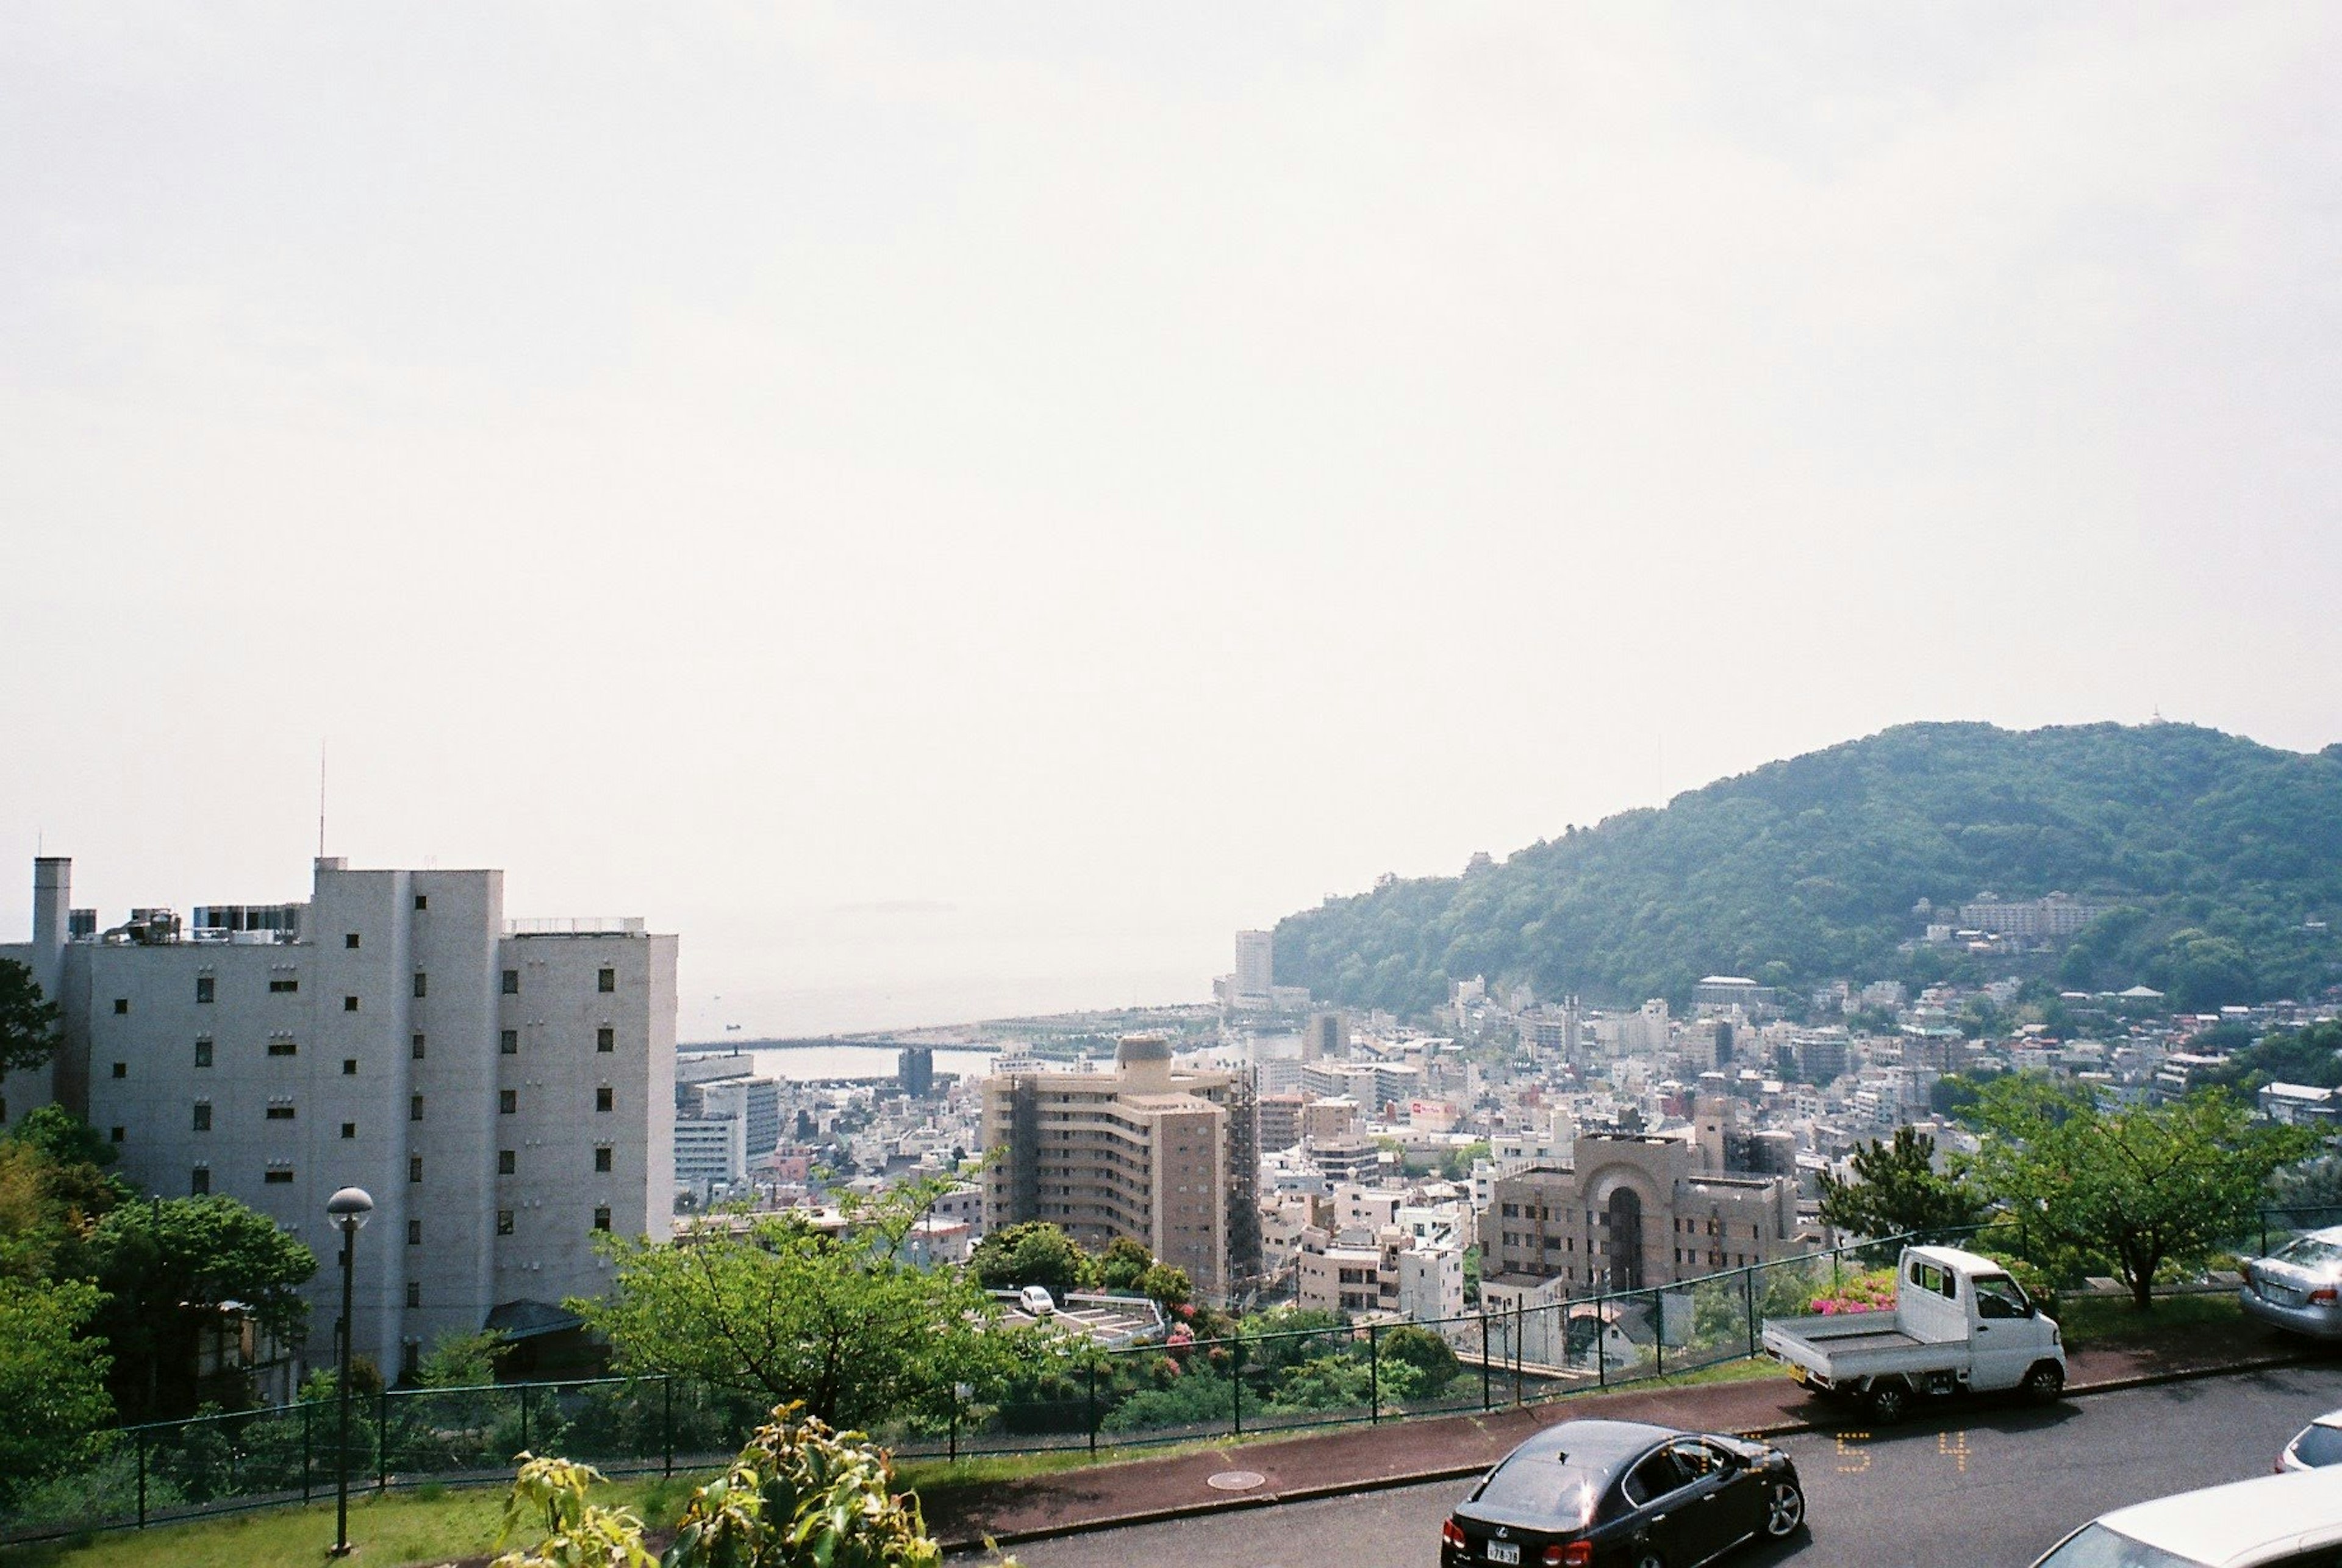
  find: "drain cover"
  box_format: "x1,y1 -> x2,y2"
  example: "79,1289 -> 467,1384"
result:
1206,1470 -> 1267,1492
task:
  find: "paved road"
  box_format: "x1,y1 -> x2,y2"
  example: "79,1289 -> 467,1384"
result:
987,1366 -> 2342,1568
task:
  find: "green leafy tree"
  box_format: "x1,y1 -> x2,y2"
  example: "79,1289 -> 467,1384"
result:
1094,1236 -> 1153,1292
1966,1076 -> 2319,1309
417,1328 -> 507,1388
1817,1127 -> 1986,1242
0,959 -> 62,1094
578,1186 -> 1039,1430
1377,1324 -> 1459,1392
967,1221 -> 1092,1302
0,1276 -> 113,1505
86,1194 -> 319,1419
1135,1262 -> 1191,1309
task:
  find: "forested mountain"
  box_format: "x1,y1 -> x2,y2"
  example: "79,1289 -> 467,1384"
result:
1272,723 -> 2342,1018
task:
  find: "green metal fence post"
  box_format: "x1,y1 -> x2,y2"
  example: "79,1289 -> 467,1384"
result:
1087,1359 -> 1099,1456
1744,1267 -> 1758,1361
1512,1297 -> 1523,1406
663,1378 -> 675,1478
1231,1335 -> 1244,1439
1480,1312 -> 1492,1412
948,1384 -> 958,1464
1369,1323 -> 1380,1424
1595,1292 -> 1606,1391
378,1386 -> 389,1492
1655,1292 -> 1664,1380
136,1427 -> 148,1528
518,1383 -> 531,1455
303,1401 -> 313,1503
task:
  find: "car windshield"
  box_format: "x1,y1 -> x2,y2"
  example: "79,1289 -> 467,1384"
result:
1477,1456 -> 1600,1527
2274,1237 -> 2342,1269
2032,1523 -> 2208,1568
2294,1423 -> 2342,1467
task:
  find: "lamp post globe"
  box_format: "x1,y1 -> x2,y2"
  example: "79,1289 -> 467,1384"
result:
326,1186 -> 373,1557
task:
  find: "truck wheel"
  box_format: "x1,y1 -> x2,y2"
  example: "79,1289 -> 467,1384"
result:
2024,1362 -> 2064,1404
1867,1383 -> 1911,1424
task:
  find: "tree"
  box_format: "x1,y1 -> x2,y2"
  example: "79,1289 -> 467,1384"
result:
85,1194 -> 319,1419
968,1221 -> 1091,1303
1135,1262 -> 1191,1309
1817,1127 -> 1986,1242
1965,1076 -> 2319,1309
576,1187 -> 1039,1430
0,959 -> 61,1091
0,1277 -> 113,1505
1094,1236 -> 1154,1292
417,1328 -> 507,1389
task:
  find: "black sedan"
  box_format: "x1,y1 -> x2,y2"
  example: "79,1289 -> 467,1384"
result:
1440,1419 -> 1805,1568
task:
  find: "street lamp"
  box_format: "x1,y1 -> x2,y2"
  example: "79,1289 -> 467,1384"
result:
326,1186 -> 374,1558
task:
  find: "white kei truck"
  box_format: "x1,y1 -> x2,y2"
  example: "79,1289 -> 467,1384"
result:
1761,1244 -> 2067,1423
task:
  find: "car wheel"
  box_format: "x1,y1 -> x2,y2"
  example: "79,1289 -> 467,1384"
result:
1764,1478 -> 1806,1538
2024,1362 -> 2064,1404
1633,1552 -> 1666,1568
1868,1383 -> 1910,1424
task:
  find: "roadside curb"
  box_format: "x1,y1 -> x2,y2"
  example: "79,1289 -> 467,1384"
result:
934,1350 -> 2320,1554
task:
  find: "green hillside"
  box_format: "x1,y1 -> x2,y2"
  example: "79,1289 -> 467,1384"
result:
1272,722 -> 2342,1017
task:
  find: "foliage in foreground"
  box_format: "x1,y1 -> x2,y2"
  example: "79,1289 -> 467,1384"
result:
492,1404 -> 959,1568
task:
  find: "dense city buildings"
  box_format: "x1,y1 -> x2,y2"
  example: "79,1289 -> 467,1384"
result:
0,856 -> 676,1381
980,1033 -> 1262,1301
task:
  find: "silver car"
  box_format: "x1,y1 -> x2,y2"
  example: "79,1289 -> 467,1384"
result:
2240,1227 -> 2342,1339
2278,1409 -> 2342,1473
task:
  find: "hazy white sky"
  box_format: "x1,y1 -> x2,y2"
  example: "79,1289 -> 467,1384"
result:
4,4 -> 2338,1037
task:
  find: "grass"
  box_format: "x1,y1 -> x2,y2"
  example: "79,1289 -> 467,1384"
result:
0,1473 -> 710,1568
2054,1287 -> 2257,1353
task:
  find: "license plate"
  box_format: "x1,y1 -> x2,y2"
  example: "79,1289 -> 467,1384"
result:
1486,1544 -> 1520,1565
1789,1364 -> 1808,1384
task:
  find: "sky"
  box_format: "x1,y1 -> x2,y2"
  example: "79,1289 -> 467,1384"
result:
3,4 -> 2339,1038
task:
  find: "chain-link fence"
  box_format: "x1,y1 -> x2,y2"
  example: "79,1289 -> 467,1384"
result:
6,1208 -> 2307,1545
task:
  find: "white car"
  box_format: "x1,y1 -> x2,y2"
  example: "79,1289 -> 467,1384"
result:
1017,1285 -> 1056,1317
2279,1409 -> 2342,1473
2030,1467 -> 2342,1567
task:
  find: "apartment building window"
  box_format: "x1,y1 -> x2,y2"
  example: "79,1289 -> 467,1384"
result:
412,972 -> 428,998
498,1150 -> 516,1175
414,893 -> 428,911
264,1168 -> 294,1184
192,1101 -> 212,1132
597,967 -> 615,993
269,976 -> 298,993
596,1027 -> 614,1053
340,1122 -> 356,1140
343,995 -> 359,1012
500,1029 -> 518,1054
345,933 -> 361,949
409,1156 -> 423,1183
407,1220 -> 421,1245
342,1058 -> 358,1075
593,1206 -> 612,1232
501,969 -> 520,995
195,1037 -> 213,1067
191,1168 -> 210,1195
594,1146 -> 612,1173
113,998 -> 127,1015
412,1034 -> 426,1060
496,1209 -> 515,1236
111,1062 -> 125,1079
266,1104 -> 296,1121
410,1095 -> 424,1121
267,1037 -> 297,1056
110,1126 -> 124,1142
595,1087 -> 613,1114
499,1089 -> 517,1115
196,976 -> 214,1004
406,1282 -> 421,1308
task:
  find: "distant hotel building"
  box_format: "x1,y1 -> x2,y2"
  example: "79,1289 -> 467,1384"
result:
0,856 -> 676,1382
980,1033 -> 1261,1301
1958,892 -> 2109,939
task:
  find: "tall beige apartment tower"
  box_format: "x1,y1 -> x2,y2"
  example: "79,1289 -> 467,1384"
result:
0,856 -> 676,1381
980,1033 -> 1261,1302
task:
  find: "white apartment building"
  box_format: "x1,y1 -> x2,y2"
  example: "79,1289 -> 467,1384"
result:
0,856 -> 676,1382
674,1113 -> 750,1200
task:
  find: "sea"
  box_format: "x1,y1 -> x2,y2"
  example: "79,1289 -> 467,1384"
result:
676,1042 -> 998,1083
